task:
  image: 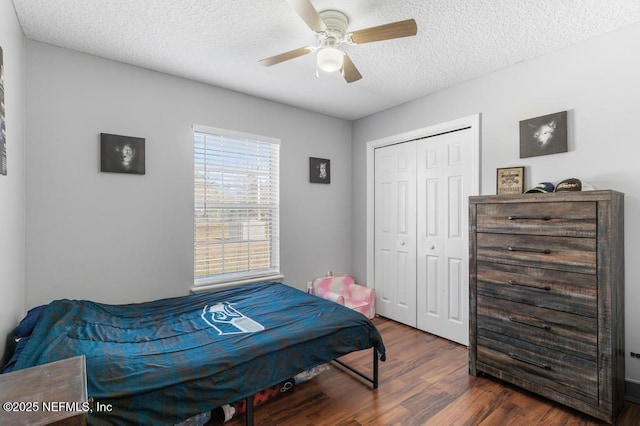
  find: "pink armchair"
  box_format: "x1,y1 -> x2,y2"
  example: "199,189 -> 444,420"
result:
311,275 -> 375,319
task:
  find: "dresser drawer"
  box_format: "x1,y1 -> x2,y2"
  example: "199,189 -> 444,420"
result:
476,233 -> 596,274
477,331 -> 598,403
476,261 -> 596,317
477,294 -> 597,360
476,202 -> 596,237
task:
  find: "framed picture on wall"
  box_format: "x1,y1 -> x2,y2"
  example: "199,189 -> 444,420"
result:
1,45 -> 6,176
309,157 -> 330,184
100,133 -> 146,174
519,111 -> 568,158
496,166 -> 524,195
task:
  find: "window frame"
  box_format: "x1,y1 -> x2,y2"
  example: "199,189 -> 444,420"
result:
193,125 -> 281,289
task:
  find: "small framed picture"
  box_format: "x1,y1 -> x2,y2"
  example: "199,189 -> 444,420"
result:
496,167 -> 524,195
309,157 -> 330,184
101,133 -> 145,174
519,111 -> 568,158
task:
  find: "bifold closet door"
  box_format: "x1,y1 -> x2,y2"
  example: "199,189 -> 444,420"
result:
416,128 -> 472,345
373,128 -> 472,345
374,141 -> 417,327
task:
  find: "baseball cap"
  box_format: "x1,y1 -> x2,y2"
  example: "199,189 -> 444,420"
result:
555,178 -> 582,192
525,182 -> 555,193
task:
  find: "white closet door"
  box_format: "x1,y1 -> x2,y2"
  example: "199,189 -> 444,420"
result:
374,142 -> 417,327
416,129 -> 472,345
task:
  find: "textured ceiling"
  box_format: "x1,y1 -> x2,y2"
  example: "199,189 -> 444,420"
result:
12,0 -> 640,120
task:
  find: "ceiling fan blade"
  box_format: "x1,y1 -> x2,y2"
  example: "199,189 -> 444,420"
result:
259,46 -> 315,66
349,19 -> 417,44
341,54 -> 362,83
286,0 -> 326,33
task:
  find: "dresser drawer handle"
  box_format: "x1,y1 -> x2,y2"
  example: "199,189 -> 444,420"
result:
508,280 -> 551,291
509,352 -> 551,370
508,246 -> 551,254
509,316 -> 551,330
507,215 -> 551,221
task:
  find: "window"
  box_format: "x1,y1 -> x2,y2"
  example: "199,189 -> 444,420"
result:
193,126 -> 280,287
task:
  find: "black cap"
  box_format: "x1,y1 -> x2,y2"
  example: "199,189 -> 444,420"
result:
555,178 -> 582,192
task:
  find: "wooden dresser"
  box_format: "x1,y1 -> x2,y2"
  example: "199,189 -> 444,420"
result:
468,190 -> 624,423
0,355 -> 88,425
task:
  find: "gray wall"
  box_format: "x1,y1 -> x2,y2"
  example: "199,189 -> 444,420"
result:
13,5 -> 640,387
352,23 -> 640,383
25,41 -> 352,306
0,0 -> 26,357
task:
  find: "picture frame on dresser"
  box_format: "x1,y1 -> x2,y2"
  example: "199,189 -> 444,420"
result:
496,166 -> 524,195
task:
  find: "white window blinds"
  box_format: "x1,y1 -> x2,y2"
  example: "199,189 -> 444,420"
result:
194,126 -> 280,286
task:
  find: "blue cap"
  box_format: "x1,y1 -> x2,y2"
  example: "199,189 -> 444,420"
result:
525,182 -> 555,193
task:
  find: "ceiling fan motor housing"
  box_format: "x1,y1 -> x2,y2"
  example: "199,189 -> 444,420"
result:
318,10 -> 349,48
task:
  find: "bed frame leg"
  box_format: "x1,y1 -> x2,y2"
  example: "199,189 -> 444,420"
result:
373,347 -> 378,389
245,394 -> 254,426
331,347 -> 379,389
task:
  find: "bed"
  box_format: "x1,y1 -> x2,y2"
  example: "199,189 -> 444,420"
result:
6,282 -> 386,425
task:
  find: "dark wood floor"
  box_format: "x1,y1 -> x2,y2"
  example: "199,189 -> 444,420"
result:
215,317 -> 640,425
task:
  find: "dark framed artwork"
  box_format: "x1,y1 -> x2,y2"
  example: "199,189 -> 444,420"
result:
496,166 -> 524,195
519,111 -> 568,158
1,46 -> 6,176
100,133 -> 145,174
309,157 -> 330,184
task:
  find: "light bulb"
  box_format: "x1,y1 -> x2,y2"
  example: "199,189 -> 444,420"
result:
317,47 -> 344,73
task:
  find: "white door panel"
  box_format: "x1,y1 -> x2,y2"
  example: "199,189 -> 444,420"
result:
417,129 -> 471,345
374,142 -> 417,327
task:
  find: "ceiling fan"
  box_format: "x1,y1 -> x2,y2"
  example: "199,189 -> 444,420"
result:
259,0 -> 418,83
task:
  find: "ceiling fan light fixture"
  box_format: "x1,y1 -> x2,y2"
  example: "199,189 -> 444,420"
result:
317,46 -> 344,72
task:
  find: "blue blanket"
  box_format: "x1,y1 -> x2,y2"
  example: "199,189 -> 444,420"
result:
15,282 -> 385,424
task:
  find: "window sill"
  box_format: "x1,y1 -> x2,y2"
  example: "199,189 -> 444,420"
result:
190,274 -> 285,294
